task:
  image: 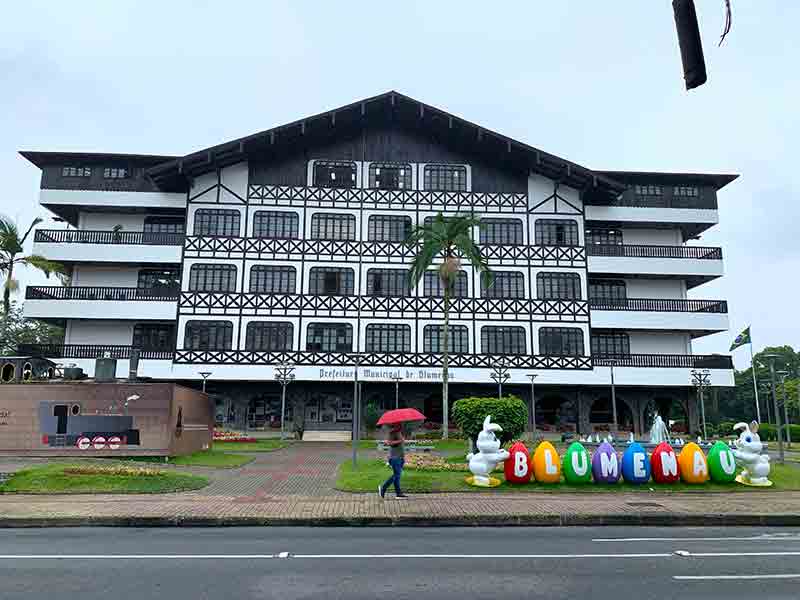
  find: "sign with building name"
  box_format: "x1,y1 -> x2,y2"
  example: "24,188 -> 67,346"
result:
318,368 -> 455,382
0,409 -> 8,425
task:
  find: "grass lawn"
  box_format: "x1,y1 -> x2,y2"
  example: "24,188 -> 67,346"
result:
131,449 -> 254,468
337,459 -> 800,494
213,439 -> 288,452
0,464 -> 208,494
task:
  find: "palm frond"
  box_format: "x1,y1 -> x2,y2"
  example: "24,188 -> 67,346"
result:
408,238 -> 442,286
453,232 -> 493,288
0,215 -> 22,255
20,255 -> 65,278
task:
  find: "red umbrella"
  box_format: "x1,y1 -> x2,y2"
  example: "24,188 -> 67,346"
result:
376,408 -> 426,426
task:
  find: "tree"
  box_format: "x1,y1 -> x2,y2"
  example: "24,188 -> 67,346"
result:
407,213 -> 492,438
0,301 -> 64,355
0,215 -> 64,316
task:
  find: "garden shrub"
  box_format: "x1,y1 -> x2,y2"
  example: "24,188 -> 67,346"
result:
452,395 -> 527,445
363,403 -> 381,432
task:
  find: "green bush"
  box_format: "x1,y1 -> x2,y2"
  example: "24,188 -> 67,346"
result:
452,395 -> 527,445
363,403 -> 381,432
756,423 -> 800,442
414,431 -> 466,440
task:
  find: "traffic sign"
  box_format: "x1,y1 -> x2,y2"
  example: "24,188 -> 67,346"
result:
108,436 -> 122,450
92,436 -> 107,450
76,437 -> 91,450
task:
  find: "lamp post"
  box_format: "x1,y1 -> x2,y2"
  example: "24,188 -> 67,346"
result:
609,359 -> 618,432
391,374 -> 403,409
352,355 -> 360,468
762,354 -> 785,463
777,370 -> 792,448
199,371 -> 212,394
123,394 -> 140,416
274,361 -> 296,441
525,373 -> 538,440
690,369 -> 710,441
490,360 -> 510,401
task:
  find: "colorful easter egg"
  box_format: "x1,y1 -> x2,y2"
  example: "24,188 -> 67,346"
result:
678,442 -> 709,484
707,440 -> 737,483
562,441 -> 592,484
651,441 -> 681,484
621,442 -> 651,484
504,441 -> 532,484
591,441 -> 620,484
532,441 -> 561,483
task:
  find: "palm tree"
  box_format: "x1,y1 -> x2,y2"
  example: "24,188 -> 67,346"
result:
0,215 -> 64,317
407,213 -> 492,438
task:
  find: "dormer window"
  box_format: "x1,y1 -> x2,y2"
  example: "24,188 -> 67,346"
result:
634,184 -> 662,196
103,167 -> 129,179
423,164 -> 467,192
313,160 -> 356,188
673,185 -> 699,197
61,166 -> 92,177
369,162 -> 411,190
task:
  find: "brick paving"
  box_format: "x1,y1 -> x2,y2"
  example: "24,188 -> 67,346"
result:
0,444 -> 798,524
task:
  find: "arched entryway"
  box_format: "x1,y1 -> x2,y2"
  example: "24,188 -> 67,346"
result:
537,394 -> 577,432
589,396 -> 634,432
643,397 -> 689,435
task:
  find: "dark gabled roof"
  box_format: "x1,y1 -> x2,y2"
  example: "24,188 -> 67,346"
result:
19,151 -> 177,169
597,170 -> 739,190
145,90 -> 628,195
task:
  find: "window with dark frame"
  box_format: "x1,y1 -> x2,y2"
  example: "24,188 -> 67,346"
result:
308,267 -> 355,296
366,268 -> 409,297
539,327 -> 584,356
368,163 -> 412,190
61,166 -> 92,177
481,271 -> 525,299
634,184 -> 663,196
365,324 -> 412,353
193,209 -> 240,237
480,218 -> 524,245
103,167 -> 129,179
249,266 -> 296,294
673,185 -> 699,197
310,213 -> 356,240
536,272 -> 582,300
367,215 -> 412,242
144,216 -> 185,234
589,279 -> 627,304
132,323 -> 175,351
591,332 -> 630,357
534,219 -> 579,246
423,164 -> 467,192
184,320 -> 233,350
244,322 -> 293,351
423,325 -> 470,354
137,268 -> 180,294
481,326 -> 527,355
188,264 -> 237,292
306,323 -> 353,352
252,211 -> 299,239
313,161 -> 357,188
423,270 -> 468,298
585,227 -> 623,246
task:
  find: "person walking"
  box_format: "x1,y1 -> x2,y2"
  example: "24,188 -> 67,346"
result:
379,423 -> 408,499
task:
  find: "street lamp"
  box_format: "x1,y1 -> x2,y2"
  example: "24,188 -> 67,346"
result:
123,394 -> 140,416
762,354 -> 786,463
525,373 -> 538,440
199,371 -> 212,394
391,374 -> 403,409
490,360 -> 510,401
352,354 -> 360,468
690,369 -> 710,441
274,361 -> 296,441
609,359 -> 618,432
777,370 -> 793,448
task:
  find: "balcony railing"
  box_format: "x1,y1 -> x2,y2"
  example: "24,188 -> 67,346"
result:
589,298 -> 728,313
17,344 -> 173,360
26,286 -> 180,301
586,189 -> 718,210
587,244 -> 722,260
34,229 -> 184,246
593,354 -> 733,369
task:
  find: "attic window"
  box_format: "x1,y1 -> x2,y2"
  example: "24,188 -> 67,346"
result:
103,167 -> 129,179
423,164 -> 467,192
673,185 -> 699,197
368,163 -> 411,190
61,166 -> 92,177
313,161 -> 356,189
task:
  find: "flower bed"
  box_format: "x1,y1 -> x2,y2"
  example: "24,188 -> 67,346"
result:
213,429 -> 257,443
404,454 -> 469,472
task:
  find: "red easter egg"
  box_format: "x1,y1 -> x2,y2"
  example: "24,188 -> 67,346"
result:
504,441 -> 532,484
651,441 -> 681,484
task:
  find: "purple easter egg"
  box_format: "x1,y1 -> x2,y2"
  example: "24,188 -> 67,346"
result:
591,441 -> 620,484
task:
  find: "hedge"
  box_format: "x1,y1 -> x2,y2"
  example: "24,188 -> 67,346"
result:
452,395 -> 527,445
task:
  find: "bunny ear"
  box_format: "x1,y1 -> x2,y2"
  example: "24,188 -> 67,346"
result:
733,422 -> 749,433
483,415 -> 492,430
750,420 -> 759,433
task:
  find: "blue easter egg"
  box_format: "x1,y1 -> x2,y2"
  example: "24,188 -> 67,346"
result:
621,442 -> 651,484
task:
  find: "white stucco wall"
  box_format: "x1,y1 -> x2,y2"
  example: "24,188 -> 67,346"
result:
65,320 -> 135,345
72,265 -> 141,287
78,212 -> 148,230
621,228 -> 683,245
625,278 -> 686,299
628,331 -> 691,354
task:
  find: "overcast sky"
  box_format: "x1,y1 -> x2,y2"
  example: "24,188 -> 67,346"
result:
1,1 -> 797,368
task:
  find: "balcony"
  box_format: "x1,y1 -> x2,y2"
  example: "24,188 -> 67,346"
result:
17,344 -> 174,379
587,244 -> 724,286
32,229 -> 183,264
24,286 -> 178,321
593,353 -> 733,369
589,297 -> 729,334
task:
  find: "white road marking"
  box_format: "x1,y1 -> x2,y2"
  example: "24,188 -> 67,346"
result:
291,553 -> 672,559
593,535 -> 800,542
277,552 -> 290,559
0,555 -> 279,560
674,574 -> 800,581
687,551 -> 800,558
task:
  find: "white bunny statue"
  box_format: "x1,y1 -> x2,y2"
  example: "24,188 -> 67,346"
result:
732,421 -> 772,486
466,415 -> 510,486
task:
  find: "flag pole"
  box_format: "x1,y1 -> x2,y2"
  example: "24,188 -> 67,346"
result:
749,335 -> 762,423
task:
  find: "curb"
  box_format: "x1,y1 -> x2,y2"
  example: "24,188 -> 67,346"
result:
2,512 -> 800,528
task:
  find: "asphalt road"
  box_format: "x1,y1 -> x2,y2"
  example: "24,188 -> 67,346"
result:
1,526 -> 799,599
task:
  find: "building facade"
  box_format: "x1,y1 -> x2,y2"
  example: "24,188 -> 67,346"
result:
20,92 -> 737,437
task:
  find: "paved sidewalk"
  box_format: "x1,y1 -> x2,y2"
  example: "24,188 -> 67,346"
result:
1,444 -> 799,526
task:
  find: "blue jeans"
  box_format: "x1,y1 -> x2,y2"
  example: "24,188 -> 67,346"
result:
381,457 -> 404,496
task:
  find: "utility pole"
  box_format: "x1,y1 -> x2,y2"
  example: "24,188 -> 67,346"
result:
525,373 -> 538,440
274,361 -> 295,441
762,354 -> 785,463
609,359 -> 618,432
777,370 -> 792,448
490,360 -> 510,401
391,374 -> 403,409
690,368 -> 710,440
351,355 -> 360,468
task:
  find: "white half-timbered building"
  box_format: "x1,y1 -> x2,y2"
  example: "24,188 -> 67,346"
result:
20,91 -> 737,437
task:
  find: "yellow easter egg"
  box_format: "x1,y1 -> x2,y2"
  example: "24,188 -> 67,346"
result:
532,441 -> 561,483
678,442 -> 709,484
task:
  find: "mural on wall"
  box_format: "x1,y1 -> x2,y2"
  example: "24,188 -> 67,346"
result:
38,401 -> 141,448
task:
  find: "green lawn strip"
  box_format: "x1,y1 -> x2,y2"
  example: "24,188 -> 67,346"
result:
130,449 -> 254,468
0,463 -> 208,494
336,459 -> 800,494
359,438 -> 469,452
213,440 -> 288,453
